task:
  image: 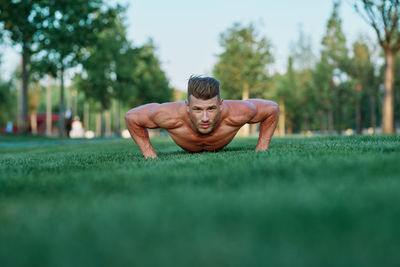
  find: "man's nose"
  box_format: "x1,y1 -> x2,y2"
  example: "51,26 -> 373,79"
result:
201,111 -> 209,122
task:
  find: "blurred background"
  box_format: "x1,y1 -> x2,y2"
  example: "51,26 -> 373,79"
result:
0,0 -> 399,138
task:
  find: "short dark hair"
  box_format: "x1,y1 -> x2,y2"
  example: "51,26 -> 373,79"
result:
187,75 -> 220,101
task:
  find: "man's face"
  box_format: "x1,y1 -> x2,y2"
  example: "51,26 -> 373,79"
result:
186,95 -> 223,135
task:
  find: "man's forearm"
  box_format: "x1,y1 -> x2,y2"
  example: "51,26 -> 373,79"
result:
125,116 -> 158,158
255,106 -> 279,151
129,126 -> 158,158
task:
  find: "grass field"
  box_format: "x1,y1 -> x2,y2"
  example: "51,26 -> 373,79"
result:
1,135 -> 400,267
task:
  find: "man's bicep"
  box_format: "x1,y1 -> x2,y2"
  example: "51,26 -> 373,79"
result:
246,99 -> 279,123
125,103 -> 160,129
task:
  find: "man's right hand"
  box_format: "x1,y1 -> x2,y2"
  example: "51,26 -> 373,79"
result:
144,152 -> 158,159
125,104 -> 160,159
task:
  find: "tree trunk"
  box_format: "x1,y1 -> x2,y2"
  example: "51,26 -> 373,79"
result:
369,90 -> 376,133
304,117 -> 310,132
18,45 -> 29,134
96,112 -> 101,137
101,108 -> 106,137
30,110 -> 37,135
84,102 -> 89,131
114,100 -> 121,136
319,110 -> 327,133
105,110 -> 111,137
59,65 -> 66,136
72,90 -> 77,118
382,49 -> 395,134
356,101 -> 362,134
336,88 -> 343,135
328,79 -> 335,134
278,100 -> 285,136
328,110 -> 334,134
46,76 -> 52,136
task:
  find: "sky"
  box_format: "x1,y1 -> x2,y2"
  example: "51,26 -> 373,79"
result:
1,0 -> 376,91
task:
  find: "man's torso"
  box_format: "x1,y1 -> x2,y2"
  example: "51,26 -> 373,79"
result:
154,101 -> 251,152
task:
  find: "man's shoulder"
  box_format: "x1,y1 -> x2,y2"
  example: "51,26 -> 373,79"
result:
224,100 -> 257,109
223,100 -> 257,125
150,101 -> 185,129
151,101 -> 186,115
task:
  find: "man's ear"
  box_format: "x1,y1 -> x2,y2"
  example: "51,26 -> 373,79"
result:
219,99 -> 224,111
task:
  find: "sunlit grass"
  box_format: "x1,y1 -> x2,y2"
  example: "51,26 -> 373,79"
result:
0,135 -> 400,266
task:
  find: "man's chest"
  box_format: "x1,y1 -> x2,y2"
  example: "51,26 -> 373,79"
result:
165,124 -> 241,152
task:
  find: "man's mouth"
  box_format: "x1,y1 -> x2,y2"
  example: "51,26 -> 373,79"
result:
200,124 -> 210,129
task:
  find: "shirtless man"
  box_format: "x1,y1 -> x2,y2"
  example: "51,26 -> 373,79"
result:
125,76 -> 279,158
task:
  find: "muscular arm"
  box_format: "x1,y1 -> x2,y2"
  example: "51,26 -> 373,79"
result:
125,103 -> 160,158
246,99 -> 279,151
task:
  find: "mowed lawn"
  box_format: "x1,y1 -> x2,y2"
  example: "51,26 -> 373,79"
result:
1,135 -> 400,267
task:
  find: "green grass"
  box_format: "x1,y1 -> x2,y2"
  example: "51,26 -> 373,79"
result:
0,134 -> 69,142
1,135 -> 400,267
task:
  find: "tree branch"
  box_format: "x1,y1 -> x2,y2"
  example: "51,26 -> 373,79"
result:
355,0 -> 386,47
391,0 -> 400,50
380,1 -> 391,44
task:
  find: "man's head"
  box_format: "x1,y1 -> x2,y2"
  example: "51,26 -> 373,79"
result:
185,75 -> 223,135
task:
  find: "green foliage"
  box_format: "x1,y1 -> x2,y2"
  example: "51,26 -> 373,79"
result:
318,1 -> 350,132
354,0 -> 400,133
213,23 -> 273,99
276,57 -> 302,131
276,30 -> 318,132
289,26 -> 316,71
128,42 -> 173,106
273,29 -> 318,132
35,83 -> 61,114
393,52 -> 400,123
354,0 -> 400,50
0,54 -> 16,127
0,0 -> 43,51
0,0 -> 48,133
76,11 -> 129,110
37,0 -> 118,70
346,36 -> 380,131
31,0 -> 123,135
77,32 -> 172,109
0,77 -> 16,127
269,2 -> 381,133
0,136 -> 400,266
321,2 -> 348,67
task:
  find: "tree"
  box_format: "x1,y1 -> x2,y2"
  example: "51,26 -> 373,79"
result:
274,57 -> 298,133
28,82 -> 41,135
213,23 -> 273,100
0,0 -> 45,133
76,11 -> 128,136
76,13 -> 172,136
0,79 -> 16,129
127,41 -> 173,106
320,1 -> 349,133
37,0 -> 119,136
354,0 -> 400,133
394,51 -> 400,128
77,16 -> 126,111
347,36 -> 378,133
288,27 -> 317,132
290,26 -> 316,72
0,55 -> 17,129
